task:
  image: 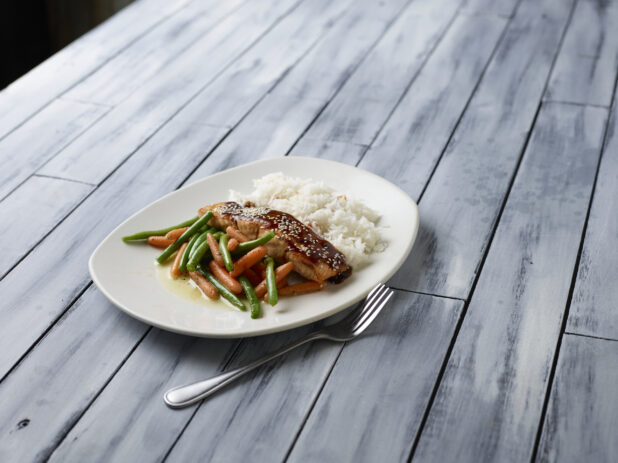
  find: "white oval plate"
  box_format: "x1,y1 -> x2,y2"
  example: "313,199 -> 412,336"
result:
89,156 -> 419,338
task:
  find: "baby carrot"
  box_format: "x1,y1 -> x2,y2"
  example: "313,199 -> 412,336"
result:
170,242 -> 187,279
227,238 -> 239,251
165,227 -> 189,240
226,226 -> 249,243
207,233 -> 225,267
197,265 -> 245,311
147,236 -> 175,248
278,281 -> 326,297
189,271 -> 219,300
230,246 -> 268,278
208,261 -> 242,294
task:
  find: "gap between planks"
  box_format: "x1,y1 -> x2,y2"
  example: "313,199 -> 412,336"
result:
563,331 -> 618,344
34,174 -> 97,187
529,67 -> 618,463
0,0 -> 197,144
0,0 -> 306,386
162,0 -> 437,458
39,0 -> 419,458
405,0 -> 579,458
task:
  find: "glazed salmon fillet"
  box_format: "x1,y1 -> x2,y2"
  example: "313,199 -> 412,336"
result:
198,202 -> 351,283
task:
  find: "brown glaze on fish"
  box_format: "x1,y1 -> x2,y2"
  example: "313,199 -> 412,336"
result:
198,202 -> 351,283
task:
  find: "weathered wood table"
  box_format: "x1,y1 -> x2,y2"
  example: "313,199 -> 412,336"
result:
1,0 -> 617,461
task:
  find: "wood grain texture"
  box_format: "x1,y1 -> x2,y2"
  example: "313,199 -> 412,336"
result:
567,92 -> 618,340
0,98 -> 106,201
412,103 -> 607,463
165,326 -> 342,462
0,286 -> 149,462
169,0 -> 362,129
63,0 -> 245,106
272,0 -> 410,101
300,0 -> 461,146
389,0 -> 574,298
0,120 -> 227,381
37,0 -> 302,184
287,293 -> 463,463
290,138 -> 368,164
186,96 -> 327,180
0,176 -> 92,279
54,322 -> 332,462
0,0 -> 191,140
50,107 -> 373,462
48,329 -> 236,463
460,0 -> 519,16
359,13 -> 507,201
545,0 -> 618,107
537,335 -> 618,463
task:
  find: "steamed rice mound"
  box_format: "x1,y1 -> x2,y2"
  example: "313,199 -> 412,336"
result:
230,173 -> 386,269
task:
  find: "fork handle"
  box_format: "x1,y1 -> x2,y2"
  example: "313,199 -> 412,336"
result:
164,331 -> 327,408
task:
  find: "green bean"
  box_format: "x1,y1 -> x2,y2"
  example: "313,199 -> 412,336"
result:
122,216 -> 199,242
188,232 -> 208,262
156,212 -> 213,263
197,265 -> 246,311
265,257 -> 278,306
234,231 -> 275,255
239,276 -> 261,318
219,234 -> 234,272
179,234 -> 199,273
212,231 -> 224,240
187,239 -> 211,272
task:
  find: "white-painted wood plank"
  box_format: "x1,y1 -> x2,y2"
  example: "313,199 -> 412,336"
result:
389,0 -> 575,298
412,103 -> 607,462
48,329 -> 235,462
537,335 -> 618,463
567,91 -> 618,340
164,325 -> 341,462
287,293 -> 463,463
0,0 -> 192,140
37,0 -> 303,184
169,0 -> 364,129
461,0 -> 519,16
272,0 -> 409,101
0,176 -> 92,279
64,0 -> 245,106
37,5 -> 472,455
186,96 -> 327,180
359,12 -> 506,200
300,0 -> 461,146
0,119 -> 227,381
545,0 -> 618,107
0,286 -> 149,462
0,99 -> 106,201
290,138 -> 368,164
180,0 -> 424,172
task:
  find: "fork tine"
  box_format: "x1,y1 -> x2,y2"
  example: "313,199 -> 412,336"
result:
366,283 -> 383,301
347,285 -> 388,326
364,284 -> 387,310
355,287 -> 390,326
340,284 -> 385,325
353,289 -> 393,334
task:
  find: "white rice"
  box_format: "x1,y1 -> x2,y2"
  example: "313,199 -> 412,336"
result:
229,172 -> 386,268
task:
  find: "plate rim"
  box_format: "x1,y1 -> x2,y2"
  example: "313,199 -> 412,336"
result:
89,156 -> 419,338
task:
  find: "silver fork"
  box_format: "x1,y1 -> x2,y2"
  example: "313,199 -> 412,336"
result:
164,283 -> 394,409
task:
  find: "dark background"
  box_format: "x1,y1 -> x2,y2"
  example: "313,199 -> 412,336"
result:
0,0 -> 134,89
